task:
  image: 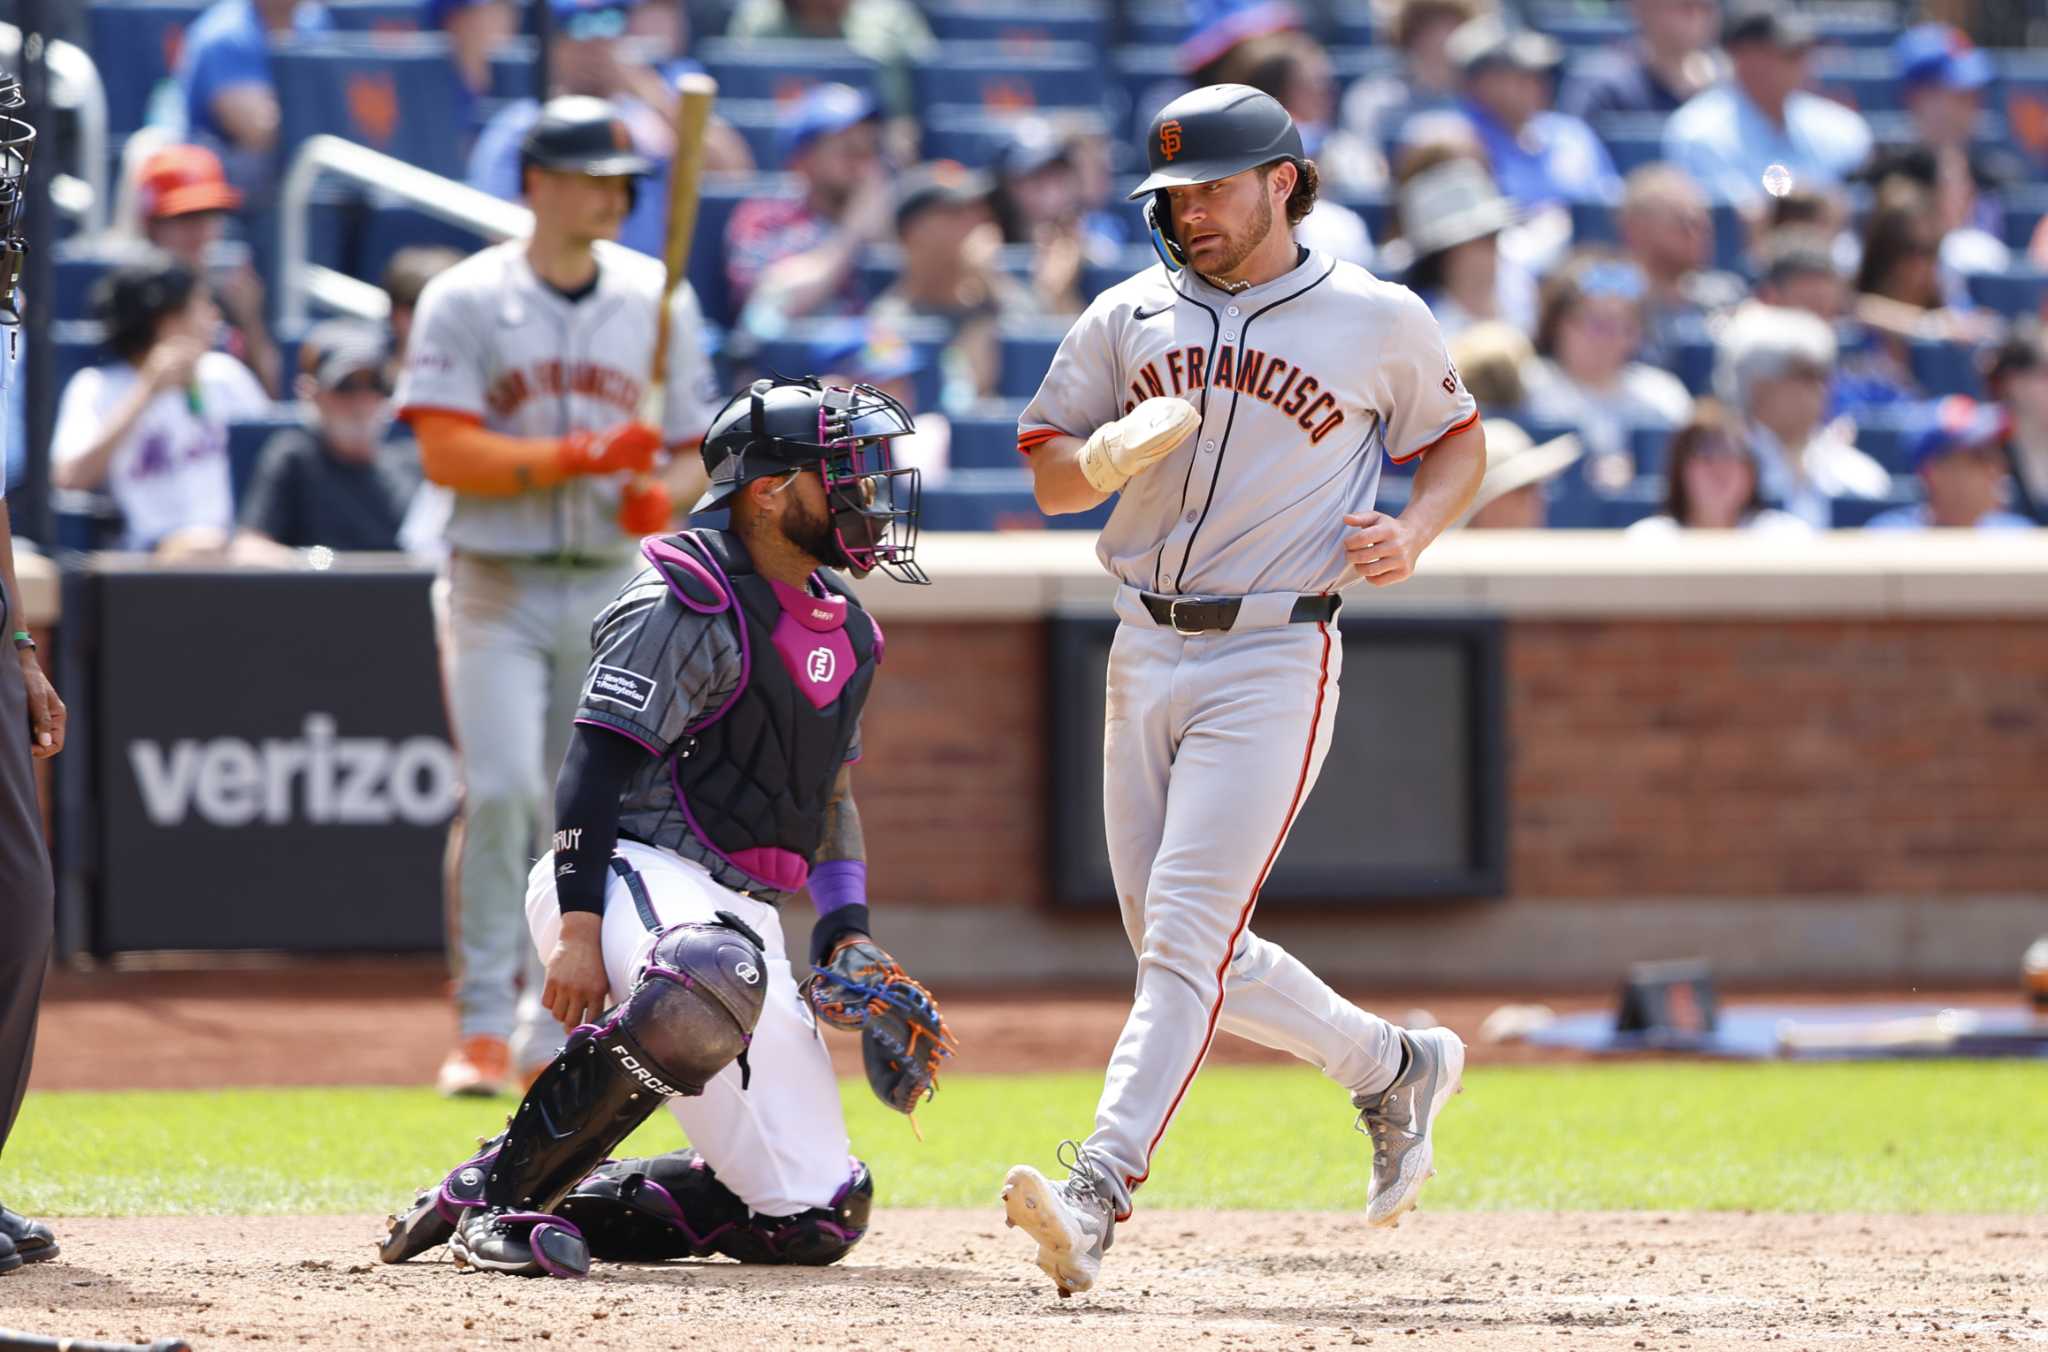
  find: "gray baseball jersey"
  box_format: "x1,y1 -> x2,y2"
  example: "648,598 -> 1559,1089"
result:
1017,247 -> 1477,596
572,566 -> 863,902
395,240 -> 718,560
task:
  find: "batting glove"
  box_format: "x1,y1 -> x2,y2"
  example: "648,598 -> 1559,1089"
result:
558,421 -> 662,478
1077,397 -> 1201,495
617,477 -> 674,535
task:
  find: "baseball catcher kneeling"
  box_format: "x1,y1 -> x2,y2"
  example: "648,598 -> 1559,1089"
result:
378,377 -> 954,1278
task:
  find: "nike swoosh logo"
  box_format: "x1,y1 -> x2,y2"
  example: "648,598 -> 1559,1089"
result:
1134,302 -> 1175,320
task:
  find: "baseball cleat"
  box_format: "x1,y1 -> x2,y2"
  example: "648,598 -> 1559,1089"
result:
0,1206 -> 57,1265
437,1035 -> 511,1098
1355,1026 -> 1465,1228
376,1138 -> 500,1264
1001,1145 -> 1115,1298
449,1208 -> 590,1279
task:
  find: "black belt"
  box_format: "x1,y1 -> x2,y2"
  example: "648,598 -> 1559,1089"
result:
1138,592 -> 1340,634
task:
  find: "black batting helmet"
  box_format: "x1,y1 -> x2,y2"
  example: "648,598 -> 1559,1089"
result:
519,95 -> 656,181
694,377 -> 928,584
1128,83 -> 1305,271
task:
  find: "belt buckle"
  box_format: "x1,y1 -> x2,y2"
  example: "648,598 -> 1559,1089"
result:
1169,597 -> 1207,635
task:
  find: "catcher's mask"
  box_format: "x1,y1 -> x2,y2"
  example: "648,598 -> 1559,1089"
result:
694,376 -> 928,585
0,72 -> 36,328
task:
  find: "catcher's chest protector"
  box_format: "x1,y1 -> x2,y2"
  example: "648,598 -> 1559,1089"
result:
649,530 -> 878,894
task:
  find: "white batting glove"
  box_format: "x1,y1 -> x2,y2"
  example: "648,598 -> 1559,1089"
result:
1077,397 -> 1201,495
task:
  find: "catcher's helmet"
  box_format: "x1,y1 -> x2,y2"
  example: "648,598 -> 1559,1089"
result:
1128,84 -> 1305,272
519,95 -> 656,180
694,377 -> 928,584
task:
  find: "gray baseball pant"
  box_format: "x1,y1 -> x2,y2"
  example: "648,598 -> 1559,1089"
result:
437,552 -> 642,1069
1083,610 -> 1404,1218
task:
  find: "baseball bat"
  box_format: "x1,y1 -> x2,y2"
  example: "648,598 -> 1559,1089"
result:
0,1332 -> 191,1352
638,71 -> 718,433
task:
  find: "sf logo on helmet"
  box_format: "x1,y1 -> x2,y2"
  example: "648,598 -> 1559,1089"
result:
1159,120 -> 1183,162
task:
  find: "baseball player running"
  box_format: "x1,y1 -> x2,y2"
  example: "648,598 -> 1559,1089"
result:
377,376 -> 952,1278
1000,85 -> 1488,1297
396,96 -> 718,1096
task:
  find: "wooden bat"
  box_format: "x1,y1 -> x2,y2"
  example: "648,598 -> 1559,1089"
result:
1774,1008 -> 1979,1054
639,71 -> 718,433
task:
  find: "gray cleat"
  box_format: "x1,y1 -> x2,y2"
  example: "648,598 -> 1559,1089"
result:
1355,1026 -> 1466,1227
1001,1142 -> 1116,1297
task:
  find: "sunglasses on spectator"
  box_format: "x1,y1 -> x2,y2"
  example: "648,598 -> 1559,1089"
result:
561,6 -> 628,40
328,373 -> 389,396
1687,437 -> 1747,463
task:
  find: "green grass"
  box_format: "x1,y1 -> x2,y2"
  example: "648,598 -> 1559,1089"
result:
5,1062 -> 2044,1216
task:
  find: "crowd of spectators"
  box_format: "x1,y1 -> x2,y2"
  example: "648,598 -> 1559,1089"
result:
26,0 -> 2048,551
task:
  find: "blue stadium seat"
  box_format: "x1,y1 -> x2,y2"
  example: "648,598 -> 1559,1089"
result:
1591,114 -> 1670,175
2000,185 -> 2048,251
918,469 -> 1040,530
998,319 -> 1072,401
918,105 -> 1112,172
1570,198 -> 1620,247
360,205 -> 491,289
1082,245 -> 1158,300
736,315 -> 951,411
1629,424 -> 1673,477
924,2 -> 1110,51
488,40 -> 540,100
912,41 -> 1106,114
1852,412 -> 1915,475
1908,338 -> 1986,398
227,411 -> 307,506
324,0 -> 423,33
1670,331 -> 1718,399
716,99 -> 787,168
1329,3 -> 1377,48
52,320 -> 106,395
694,38 -> 884,104
273,35 -> 471,180
1328,186 -> 1393,242
1119,3 -> 1190,48
948,406 -> 1030,470
1526,8 -> 1630,50
52,237 -> 259,320
1966,267 -> 2048,318
1593,480 -> 1664,529
87,0 -> 211,135
691,174 -> 801,328
1811,50 -> 1907,115
1831,481 -> 1920,528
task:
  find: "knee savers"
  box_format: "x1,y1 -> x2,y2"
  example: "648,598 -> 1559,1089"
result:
480,913 -> 769,1214
560,1151 -> 873,1267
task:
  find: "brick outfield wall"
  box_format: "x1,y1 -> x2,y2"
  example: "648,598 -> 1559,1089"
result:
855,618 -> 2048,908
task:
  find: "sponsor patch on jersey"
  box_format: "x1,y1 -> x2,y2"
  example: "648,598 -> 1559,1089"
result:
587,664 -> 655,713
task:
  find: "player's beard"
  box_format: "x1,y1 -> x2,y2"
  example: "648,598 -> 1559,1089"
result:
781,489 -> 844,570
1193,190 -> 1276,284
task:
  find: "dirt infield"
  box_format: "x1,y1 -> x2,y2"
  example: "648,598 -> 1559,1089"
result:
2,1212 -> 2040,1350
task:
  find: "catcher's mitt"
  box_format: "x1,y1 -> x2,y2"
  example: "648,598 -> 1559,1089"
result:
807,937 -> 959,1121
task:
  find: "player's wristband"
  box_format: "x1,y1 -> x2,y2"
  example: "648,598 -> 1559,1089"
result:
11,630 -> 33,652
809,859 -> 867,917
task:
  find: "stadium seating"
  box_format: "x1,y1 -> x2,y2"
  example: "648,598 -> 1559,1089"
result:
998,318 -> 1074,401
226,410 -> 306,504
1830,479 -> 1922,527
487,40 -> 540,101
1592,114 -> 1672,177
690,174 -> 802,327
87,0 -> 209,136
918,104 -> 1111,173
693,37 -> 884,104
911,41 -> 1106,114
1966,267 -> 2048,318
52,320 -> 106,397
273,34 -> 471,181
923,2 -> 1109,52
1908,338 -> 1987,399
921,468 -> 1112,531
948,402 -> 1030,470
324,0 -> 423,35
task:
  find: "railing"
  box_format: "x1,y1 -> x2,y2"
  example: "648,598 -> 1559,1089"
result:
279,134 -> 660,329
0,24 -> 110,234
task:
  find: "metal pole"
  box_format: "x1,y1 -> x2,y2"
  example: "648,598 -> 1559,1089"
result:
16,0 -> 53,544
533,0 -> 553,99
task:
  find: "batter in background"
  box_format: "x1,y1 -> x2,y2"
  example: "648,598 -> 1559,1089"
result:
1002,85 -> 1488,1297
395,96 -> 718,1096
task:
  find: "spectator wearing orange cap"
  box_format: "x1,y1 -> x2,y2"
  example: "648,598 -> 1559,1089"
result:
136,144 -> 283,397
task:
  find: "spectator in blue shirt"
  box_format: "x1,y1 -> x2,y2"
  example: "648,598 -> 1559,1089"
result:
177,0 -> 334,197
1662,4 -> 1872,206
1446,16 -> 1620,211
467,0 -> 752,260
1866,397 -> 2037,530
1560,0 -> 1724,122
